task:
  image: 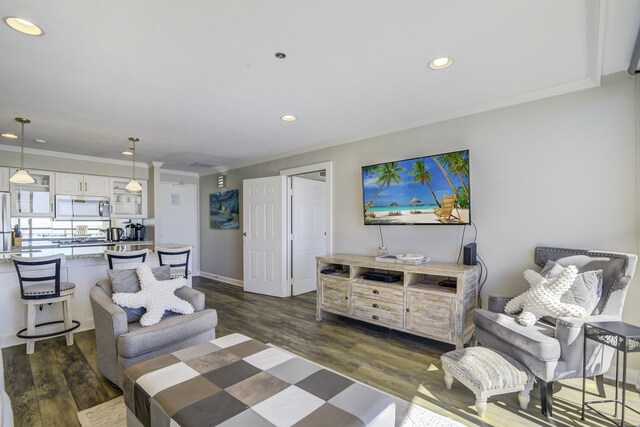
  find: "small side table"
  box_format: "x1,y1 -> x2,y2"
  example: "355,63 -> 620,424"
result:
581,321 -> 640,426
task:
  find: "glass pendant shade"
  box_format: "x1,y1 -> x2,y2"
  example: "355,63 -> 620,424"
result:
10,169 -> 35,184
10,117 -> 35,184
125,179 -> 142,192
126,137 -> 142,192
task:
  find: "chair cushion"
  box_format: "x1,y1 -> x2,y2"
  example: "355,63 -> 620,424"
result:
473,309 -> 561,361
117,309 -> 218,358
541,260 -> 602,315
23,282 -> 75,297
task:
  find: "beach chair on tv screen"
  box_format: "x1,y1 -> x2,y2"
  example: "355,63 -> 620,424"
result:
434,195 -> 461,223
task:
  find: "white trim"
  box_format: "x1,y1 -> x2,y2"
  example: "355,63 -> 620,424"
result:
585,0 -> 606,85
202,79 -> 598,175
159,168 -> 200,177
0,144 -> 148,168
199,271 -> 243,287
279,161 -> 333,256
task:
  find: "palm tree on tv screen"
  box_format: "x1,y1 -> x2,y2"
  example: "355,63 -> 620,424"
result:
439,151 -> 469,196
433,156 -> 459,199
408,160 -> 441,208
364,162 -> 405,213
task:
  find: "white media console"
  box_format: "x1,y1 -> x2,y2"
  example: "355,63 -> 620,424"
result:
316,254 -> 479,349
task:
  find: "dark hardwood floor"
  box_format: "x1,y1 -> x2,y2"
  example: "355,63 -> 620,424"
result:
4,277 -> 640,426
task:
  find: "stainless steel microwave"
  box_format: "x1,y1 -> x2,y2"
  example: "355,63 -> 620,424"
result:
55,195 -> 110,220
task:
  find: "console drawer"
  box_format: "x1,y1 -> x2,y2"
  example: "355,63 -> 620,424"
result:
351,296 -> 404,328
351,280 -> 404,302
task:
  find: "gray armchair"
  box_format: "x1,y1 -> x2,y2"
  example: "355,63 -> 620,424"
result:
473,247 -> 637,416
90,278 -> 218,387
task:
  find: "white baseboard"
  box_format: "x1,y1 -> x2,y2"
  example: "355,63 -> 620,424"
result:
604,367 -> 640,390
199,271 -> 243,287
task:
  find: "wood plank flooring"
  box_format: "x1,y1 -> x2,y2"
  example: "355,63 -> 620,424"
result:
4,276 -> 640,426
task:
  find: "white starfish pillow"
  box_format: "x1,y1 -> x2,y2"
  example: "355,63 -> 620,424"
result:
112,263 -> 194,326
504,265 -> 586,326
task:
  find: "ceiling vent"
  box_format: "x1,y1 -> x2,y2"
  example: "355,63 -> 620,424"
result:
190,162 -> 219,169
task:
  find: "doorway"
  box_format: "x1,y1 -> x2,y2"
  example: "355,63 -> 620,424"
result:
241,162 -> 332,297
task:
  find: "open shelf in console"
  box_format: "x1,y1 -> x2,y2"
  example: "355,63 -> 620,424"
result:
318,261 -> 350,278
406,272 -> 457,294
351,265 -> 404,284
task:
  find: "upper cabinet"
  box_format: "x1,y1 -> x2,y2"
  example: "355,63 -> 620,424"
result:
10,169 -> 55,217
110,178 -> 148,219
0,167 -> 8,192
55,173 -> 109,197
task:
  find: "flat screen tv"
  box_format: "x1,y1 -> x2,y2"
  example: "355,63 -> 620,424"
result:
361,149 -> 470,225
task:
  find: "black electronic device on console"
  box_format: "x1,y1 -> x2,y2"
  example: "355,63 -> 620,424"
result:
362,272 -> 403,283
464,243 -> 477,265
438,278 -> 457,288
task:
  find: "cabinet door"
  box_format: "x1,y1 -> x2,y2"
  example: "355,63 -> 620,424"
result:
83,175 -> 110,197
405,290 -> 455,341
0,167 -> 8,192
319,276 -> 349,314
55,173 -> 84,196
10,169 -> 54,217
110,178 -> 148,218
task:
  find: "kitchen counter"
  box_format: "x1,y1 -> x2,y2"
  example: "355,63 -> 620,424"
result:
0,241 -> 161,349
0,240 -> 155,263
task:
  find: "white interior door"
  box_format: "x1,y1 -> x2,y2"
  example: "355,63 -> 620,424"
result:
291,177 -> 326,295
158,183 -> 198,271
243,176 -> 288,297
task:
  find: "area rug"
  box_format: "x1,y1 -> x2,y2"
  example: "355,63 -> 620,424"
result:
78,394 -> 463,427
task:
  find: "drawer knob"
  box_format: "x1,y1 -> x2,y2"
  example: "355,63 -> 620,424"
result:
373,290 -> 379,295
345,296 -> 348,300
372,303 -> 379,308
372,315 -> 379,320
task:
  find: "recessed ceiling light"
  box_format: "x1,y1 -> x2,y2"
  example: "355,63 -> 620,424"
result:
4,17 -> 44,36
281,115 -> 297,122
429,57 -> 454,70
1,133 -> 18,139
122,150 -> 134,156
33,138 -> 46,143
275,52 -> 287,59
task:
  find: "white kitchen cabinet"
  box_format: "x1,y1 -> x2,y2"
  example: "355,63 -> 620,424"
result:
55,173 -> 109,197
0,167 -> 8,192
110,178 -> 148,219
10,169 -> 55,217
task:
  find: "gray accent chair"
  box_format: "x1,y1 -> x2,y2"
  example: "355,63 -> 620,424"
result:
473,247 -> 637,417
90,278 -> 218,388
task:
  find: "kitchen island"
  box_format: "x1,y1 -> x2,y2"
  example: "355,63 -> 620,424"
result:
0,241 -> 156,348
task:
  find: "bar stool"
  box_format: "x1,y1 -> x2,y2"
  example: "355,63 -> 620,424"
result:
157,246 -> 191,279
12,254 -> 81,355
105,248 -> 149,270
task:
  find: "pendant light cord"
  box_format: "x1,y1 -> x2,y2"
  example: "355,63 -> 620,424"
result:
132,139 -> 136,180
20,121 -> 25,169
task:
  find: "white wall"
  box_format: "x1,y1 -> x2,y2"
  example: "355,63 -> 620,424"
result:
200,71 -> 640,367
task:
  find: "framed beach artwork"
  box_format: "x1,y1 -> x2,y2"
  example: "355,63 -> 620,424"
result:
361,149 -> 470,225
210,189 -> 240,229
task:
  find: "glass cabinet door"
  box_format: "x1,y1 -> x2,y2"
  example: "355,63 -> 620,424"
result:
110,178 -> 147,218
10,170 -> 54,217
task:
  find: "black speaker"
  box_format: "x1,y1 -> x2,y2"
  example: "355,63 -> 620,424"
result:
463,243 -> 477,265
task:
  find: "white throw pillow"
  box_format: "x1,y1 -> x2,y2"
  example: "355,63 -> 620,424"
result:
505,265 -> 587,326
112,263 -> 194,327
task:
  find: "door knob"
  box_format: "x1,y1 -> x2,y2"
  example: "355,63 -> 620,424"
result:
243,232 -> 247,236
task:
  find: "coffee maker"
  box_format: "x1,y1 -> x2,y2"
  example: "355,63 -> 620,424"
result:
125,223 -> 145,241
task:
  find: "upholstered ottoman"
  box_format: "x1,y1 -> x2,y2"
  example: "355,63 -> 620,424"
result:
441,347 -> 534,417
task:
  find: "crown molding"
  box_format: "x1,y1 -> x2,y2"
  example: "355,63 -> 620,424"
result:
210,77 -> 598,174
0,143 -> 148,168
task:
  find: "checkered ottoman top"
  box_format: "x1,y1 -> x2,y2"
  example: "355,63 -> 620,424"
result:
123,333 -> 395,427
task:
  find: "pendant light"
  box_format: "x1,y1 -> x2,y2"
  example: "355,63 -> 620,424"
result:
125,137 -> 142,192
9,117 -> 35,184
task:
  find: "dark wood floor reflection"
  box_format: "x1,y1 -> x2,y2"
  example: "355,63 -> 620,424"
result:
4,277 -> 640,426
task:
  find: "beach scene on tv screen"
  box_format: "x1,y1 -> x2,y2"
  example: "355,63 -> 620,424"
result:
362,150 -> 470,225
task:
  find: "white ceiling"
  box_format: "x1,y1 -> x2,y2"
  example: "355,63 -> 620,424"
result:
0,0 -> 639,172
